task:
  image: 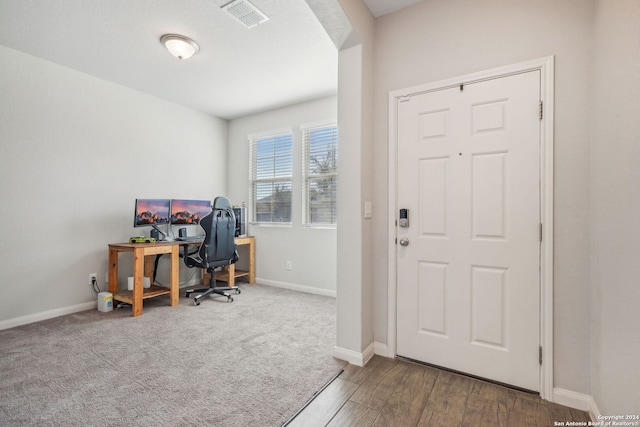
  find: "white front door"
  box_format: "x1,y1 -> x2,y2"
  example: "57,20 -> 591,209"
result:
396,71 -> 541,391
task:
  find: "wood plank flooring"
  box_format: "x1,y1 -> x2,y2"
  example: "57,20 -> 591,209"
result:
287,356 -> 590,427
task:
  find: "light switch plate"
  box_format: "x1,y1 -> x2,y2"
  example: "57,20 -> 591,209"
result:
364,201 -> 373,219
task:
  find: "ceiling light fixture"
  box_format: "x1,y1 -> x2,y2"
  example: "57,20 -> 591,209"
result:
160,34 -> 199,60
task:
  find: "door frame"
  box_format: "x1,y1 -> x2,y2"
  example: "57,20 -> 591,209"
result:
387,56 -> 555,400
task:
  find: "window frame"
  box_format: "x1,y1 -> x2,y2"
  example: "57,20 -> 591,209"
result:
248,128 -> 294,225
301,120 -> 338,227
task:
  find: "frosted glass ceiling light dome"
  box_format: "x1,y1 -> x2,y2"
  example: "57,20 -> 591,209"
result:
161,34 -> 199,60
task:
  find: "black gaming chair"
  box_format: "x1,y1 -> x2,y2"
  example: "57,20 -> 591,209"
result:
184,196 -> 240,305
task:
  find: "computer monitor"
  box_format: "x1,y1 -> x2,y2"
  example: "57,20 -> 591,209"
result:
170,199 -> 211,225
134,199 -> 171,240
134,199 -> 170,227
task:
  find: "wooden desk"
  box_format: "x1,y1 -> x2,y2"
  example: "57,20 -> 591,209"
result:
108,237 -> 255,316
203,236 -> 255,287
108,241 -> 184,317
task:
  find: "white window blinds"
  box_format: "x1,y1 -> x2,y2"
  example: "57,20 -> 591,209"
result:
302,123 -> 338,225
249,132 -> 293,223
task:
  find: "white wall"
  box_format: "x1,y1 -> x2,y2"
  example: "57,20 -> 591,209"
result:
226,96 -> 338,295
0,46 -> 228,327
332,0 -> 376,364
372,0 -> 594,395
590,0 -> 640,414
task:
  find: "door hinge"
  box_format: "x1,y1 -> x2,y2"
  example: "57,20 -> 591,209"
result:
395,237 -> 398,245
539,101 -> 543,120
539,346 -> 543,365
460,84 -> 464,92
539,223 -> 543,242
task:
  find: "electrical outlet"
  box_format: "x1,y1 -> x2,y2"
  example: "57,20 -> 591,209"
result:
286,261 -> 292,271
89,273 -> 97,286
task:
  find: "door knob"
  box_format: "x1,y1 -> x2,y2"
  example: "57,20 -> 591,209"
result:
399,238 -> 409,246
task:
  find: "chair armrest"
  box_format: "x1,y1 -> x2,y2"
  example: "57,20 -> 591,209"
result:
185,254 -> 204,269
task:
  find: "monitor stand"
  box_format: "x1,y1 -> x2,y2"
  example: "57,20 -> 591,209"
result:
151,225 -> 173,242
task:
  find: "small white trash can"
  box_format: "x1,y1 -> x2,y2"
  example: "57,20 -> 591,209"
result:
97,292 -> 113,312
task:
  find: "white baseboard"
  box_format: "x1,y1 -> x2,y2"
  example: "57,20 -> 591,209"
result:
258,278 -> 336,298
362,342 -> 375,365
553,388 -> 600,421
374,341 -> 393,358
334,342 -> 375,367
333,346 -> 364,366
588,397 -> 602,422
0,301 -> 97,331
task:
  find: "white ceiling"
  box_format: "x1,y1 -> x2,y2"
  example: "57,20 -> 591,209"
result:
0,0 -> 419,120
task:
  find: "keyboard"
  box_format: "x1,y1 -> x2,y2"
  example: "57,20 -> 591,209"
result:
176,236 -> 204,242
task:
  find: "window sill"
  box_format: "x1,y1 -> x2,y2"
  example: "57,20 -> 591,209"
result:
250,222 -> 292,228
303,224 -> 337,230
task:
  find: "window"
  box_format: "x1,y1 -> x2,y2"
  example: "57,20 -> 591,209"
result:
249,131 -> 293,223
302,123 -> 338,225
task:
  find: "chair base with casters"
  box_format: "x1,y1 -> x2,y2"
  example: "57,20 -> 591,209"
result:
185,267 -> 241,305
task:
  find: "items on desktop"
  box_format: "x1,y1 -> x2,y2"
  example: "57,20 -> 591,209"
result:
232,205 -> 247,237
128,236 -> 156,243
133,198 -> 220,242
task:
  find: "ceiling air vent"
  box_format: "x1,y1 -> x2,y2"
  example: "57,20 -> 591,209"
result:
222,0 -> 269,29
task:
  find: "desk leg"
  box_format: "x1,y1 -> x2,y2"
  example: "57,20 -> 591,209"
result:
227,264 -> 235,288
144,255 -> 154,284
169,246 -> 179,306
108,249 -> 118,294
132,247 -> 144,317
248,238 -> 255,284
